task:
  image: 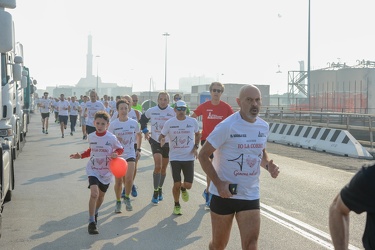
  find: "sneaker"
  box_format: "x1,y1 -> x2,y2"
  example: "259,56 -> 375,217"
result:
115,201 -> 122,213
203,189 -> 212,209
181,190 -> 189,202
42,128 -> 45,133
123,197 -> 133,211
88,222 -> 99,235
158,187 -> 163,201
70,132 -> 73,136
202,189 -> 208,201
121,188 -> 125,198
151,191 -> 159,205
131,185 -> 138,197
62,134 -> 64,138
173,205 -> 182,215
45,130 -> 48,134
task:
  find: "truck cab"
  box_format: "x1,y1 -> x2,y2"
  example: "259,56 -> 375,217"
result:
0,0 -> 18,237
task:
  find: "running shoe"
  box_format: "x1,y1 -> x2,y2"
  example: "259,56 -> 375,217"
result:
42,128 -> 45,133
123,197 -> 133,211
88,222 -> 99,235
70,132 -> 73,136
121,188 -> 125,198
173,205 -> 182,215
62,134 -> 64,138
115,201 -> 122,213
158,187 -> 163,201
45,130 -> 48,134
202,189 -> 208,201
181,190 -> 189,202
151,191 -> 159,205
131,185 -> 138,197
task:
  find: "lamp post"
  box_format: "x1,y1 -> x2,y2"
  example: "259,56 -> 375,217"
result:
162,32 -> 170,91
307,0 -> 311,109
96,55 -> 100,94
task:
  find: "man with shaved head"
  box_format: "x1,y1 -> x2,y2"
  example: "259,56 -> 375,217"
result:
199,84 -> 280,249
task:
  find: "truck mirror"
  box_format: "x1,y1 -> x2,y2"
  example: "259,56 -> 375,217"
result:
14,55 -> 23,64
21,76 -> 27,89
0,9 -> 13,53
13,64 -> 22,81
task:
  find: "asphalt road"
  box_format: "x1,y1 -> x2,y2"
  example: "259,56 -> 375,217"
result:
0,113 -> 371,249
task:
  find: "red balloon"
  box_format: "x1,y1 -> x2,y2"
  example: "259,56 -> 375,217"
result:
109,158 -> 128,178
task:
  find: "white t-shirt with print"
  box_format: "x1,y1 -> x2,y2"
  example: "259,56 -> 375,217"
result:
39,98 -> 52,113
144,105 -> 175,142
85,101 -> 105,127
57,100 -> 70,116
207,112 -> 269,200
161,116 -> 199,161
108,118 -> 140,159
70,101 -> 80,116
86,131 -> 123,184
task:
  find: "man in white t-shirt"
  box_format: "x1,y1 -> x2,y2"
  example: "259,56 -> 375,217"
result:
57,94 -> 70,138
38,92 -> 52,134
159,100 -> 200,215
198,84 -> 280,250
84,90 -> 105,135
139,92 -> 175,205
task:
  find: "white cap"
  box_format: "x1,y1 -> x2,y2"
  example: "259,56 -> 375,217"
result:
175,100 -> 187,108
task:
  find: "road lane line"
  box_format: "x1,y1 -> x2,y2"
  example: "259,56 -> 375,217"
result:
193,171 -> 360,250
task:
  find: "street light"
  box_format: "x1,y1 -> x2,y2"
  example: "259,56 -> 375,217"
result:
307,0 -> 311,109
162,32 -> 170,91
96,55 -> 100,94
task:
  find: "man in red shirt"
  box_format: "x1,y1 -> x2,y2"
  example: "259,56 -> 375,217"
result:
191,82 -> 234,209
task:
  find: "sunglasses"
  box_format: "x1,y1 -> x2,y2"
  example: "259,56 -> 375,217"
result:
174,97 -> 181,101
212,89 -> 222,93
176,107 -> 187,111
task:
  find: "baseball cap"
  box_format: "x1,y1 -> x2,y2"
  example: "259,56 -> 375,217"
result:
175,100 -> 187,108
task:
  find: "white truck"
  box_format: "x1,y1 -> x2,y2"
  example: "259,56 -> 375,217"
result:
0,0 -> 21,237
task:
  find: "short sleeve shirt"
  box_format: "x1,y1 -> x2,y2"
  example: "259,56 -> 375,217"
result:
57,100 -> 70,116
85,101 -> 105,127
39,98 -> 52,113
86,131 -> 123,184
161,116 -> 199,161
144,105 -> 175,142
108,118 -> 140,159
340,165 -> 375,249
193,100 -> 234,140
207,112 -> 269,200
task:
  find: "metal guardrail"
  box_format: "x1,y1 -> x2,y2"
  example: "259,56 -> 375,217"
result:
260,109 -> 375,149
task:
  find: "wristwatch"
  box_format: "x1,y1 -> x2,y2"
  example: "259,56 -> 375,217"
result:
194,144 -> 199,149
137,148 -> 142,152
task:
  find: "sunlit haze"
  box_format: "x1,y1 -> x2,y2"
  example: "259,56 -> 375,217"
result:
9,0 -> 375,94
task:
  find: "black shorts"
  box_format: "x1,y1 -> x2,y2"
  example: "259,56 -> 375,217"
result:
88,176 -> 110,193
210,195 -> 260,215
170,161 -> 194,183
201,140 -> 214,159
126,157 -> 135,162
86,125 -> 96,134
41,113 -> 50,119
149,138 -> 169,158
59,115 -> 68,124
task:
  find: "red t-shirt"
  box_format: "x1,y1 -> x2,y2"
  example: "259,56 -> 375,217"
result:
194,101 -> 234,140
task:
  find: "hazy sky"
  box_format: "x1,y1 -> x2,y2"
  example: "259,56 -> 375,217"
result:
9,0 -> 375,94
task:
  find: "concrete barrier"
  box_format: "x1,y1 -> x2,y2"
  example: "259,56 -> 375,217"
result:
268,122 -> 373,159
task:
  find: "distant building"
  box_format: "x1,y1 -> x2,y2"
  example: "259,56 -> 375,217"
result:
179,75 -> 215,93
190,83 -> 270,110
44,34 -> 132,98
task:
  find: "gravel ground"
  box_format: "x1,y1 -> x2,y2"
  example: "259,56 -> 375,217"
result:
266,142 -> 374,173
